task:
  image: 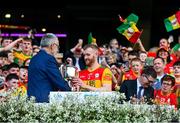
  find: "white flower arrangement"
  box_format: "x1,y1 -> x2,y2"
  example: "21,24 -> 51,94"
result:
0,92 -> 179,122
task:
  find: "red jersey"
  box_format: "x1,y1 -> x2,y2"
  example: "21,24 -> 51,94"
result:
154,90 -> 177,108
122,69 -> 138,81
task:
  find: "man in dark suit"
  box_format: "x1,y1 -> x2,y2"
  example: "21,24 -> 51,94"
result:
120,66 -> 157,103
27,33 -> 71,103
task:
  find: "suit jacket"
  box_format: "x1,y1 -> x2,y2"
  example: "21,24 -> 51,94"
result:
64,50 -> 86,70
27,50 -> 71,103
119,79 -> 154,101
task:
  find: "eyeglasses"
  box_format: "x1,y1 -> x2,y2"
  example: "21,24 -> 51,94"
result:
142,74 -> 154,84
162,82 -> 172,86
53,43 -> 60,49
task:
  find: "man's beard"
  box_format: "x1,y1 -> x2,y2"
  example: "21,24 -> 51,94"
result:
85,58 -> 94,67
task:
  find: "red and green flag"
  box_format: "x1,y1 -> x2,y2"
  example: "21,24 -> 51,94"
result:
117,13 -> 141,43
88,32 -> 96,44
117,21 -> 142,43
164,10 -> 180,32
118,13 -> 139,24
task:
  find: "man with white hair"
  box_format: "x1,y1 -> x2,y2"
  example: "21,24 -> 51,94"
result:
27,33 -> 71,103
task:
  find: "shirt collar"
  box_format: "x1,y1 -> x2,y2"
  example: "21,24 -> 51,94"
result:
137,78 -> 142,88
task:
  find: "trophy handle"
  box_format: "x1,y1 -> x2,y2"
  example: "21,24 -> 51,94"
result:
59,64 -> 66,78
59,64 -> 80,91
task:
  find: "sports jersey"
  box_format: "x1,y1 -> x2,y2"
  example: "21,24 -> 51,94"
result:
122,69 -> 138,81
13,50 -> 32,66
79,66 -> 112,91
11,84 -> 27,97
154,90 -> 177,108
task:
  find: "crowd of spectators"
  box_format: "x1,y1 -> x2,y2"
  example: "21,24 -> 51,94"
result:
0,33 -> 179,109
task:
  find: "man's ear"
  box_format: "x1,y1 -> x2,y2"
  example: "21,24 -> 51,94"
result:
49,44 -> 53,49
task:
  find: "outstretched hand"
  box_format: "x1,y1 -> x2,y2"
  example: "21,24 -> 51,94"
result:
71,76 -> 86,88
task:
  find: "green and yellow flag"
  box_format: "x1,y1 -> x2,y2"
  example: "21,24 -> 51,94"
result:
88,32 -> 96,44
164,10 -> 180,32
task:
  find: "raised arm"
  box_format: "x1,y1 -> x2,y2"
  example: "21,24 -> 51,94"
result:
70,38 -> 83,53
0,38 -> 23,52
136,39 -> 146,52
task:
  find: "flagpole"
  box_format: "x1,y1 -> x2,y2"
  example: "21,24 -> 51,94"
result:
133,30 -> 146,52
118,14 -> 124,22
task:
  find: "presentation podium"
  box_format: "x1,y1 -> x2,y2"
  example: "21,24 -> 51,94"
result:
49,92 -> 117,103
